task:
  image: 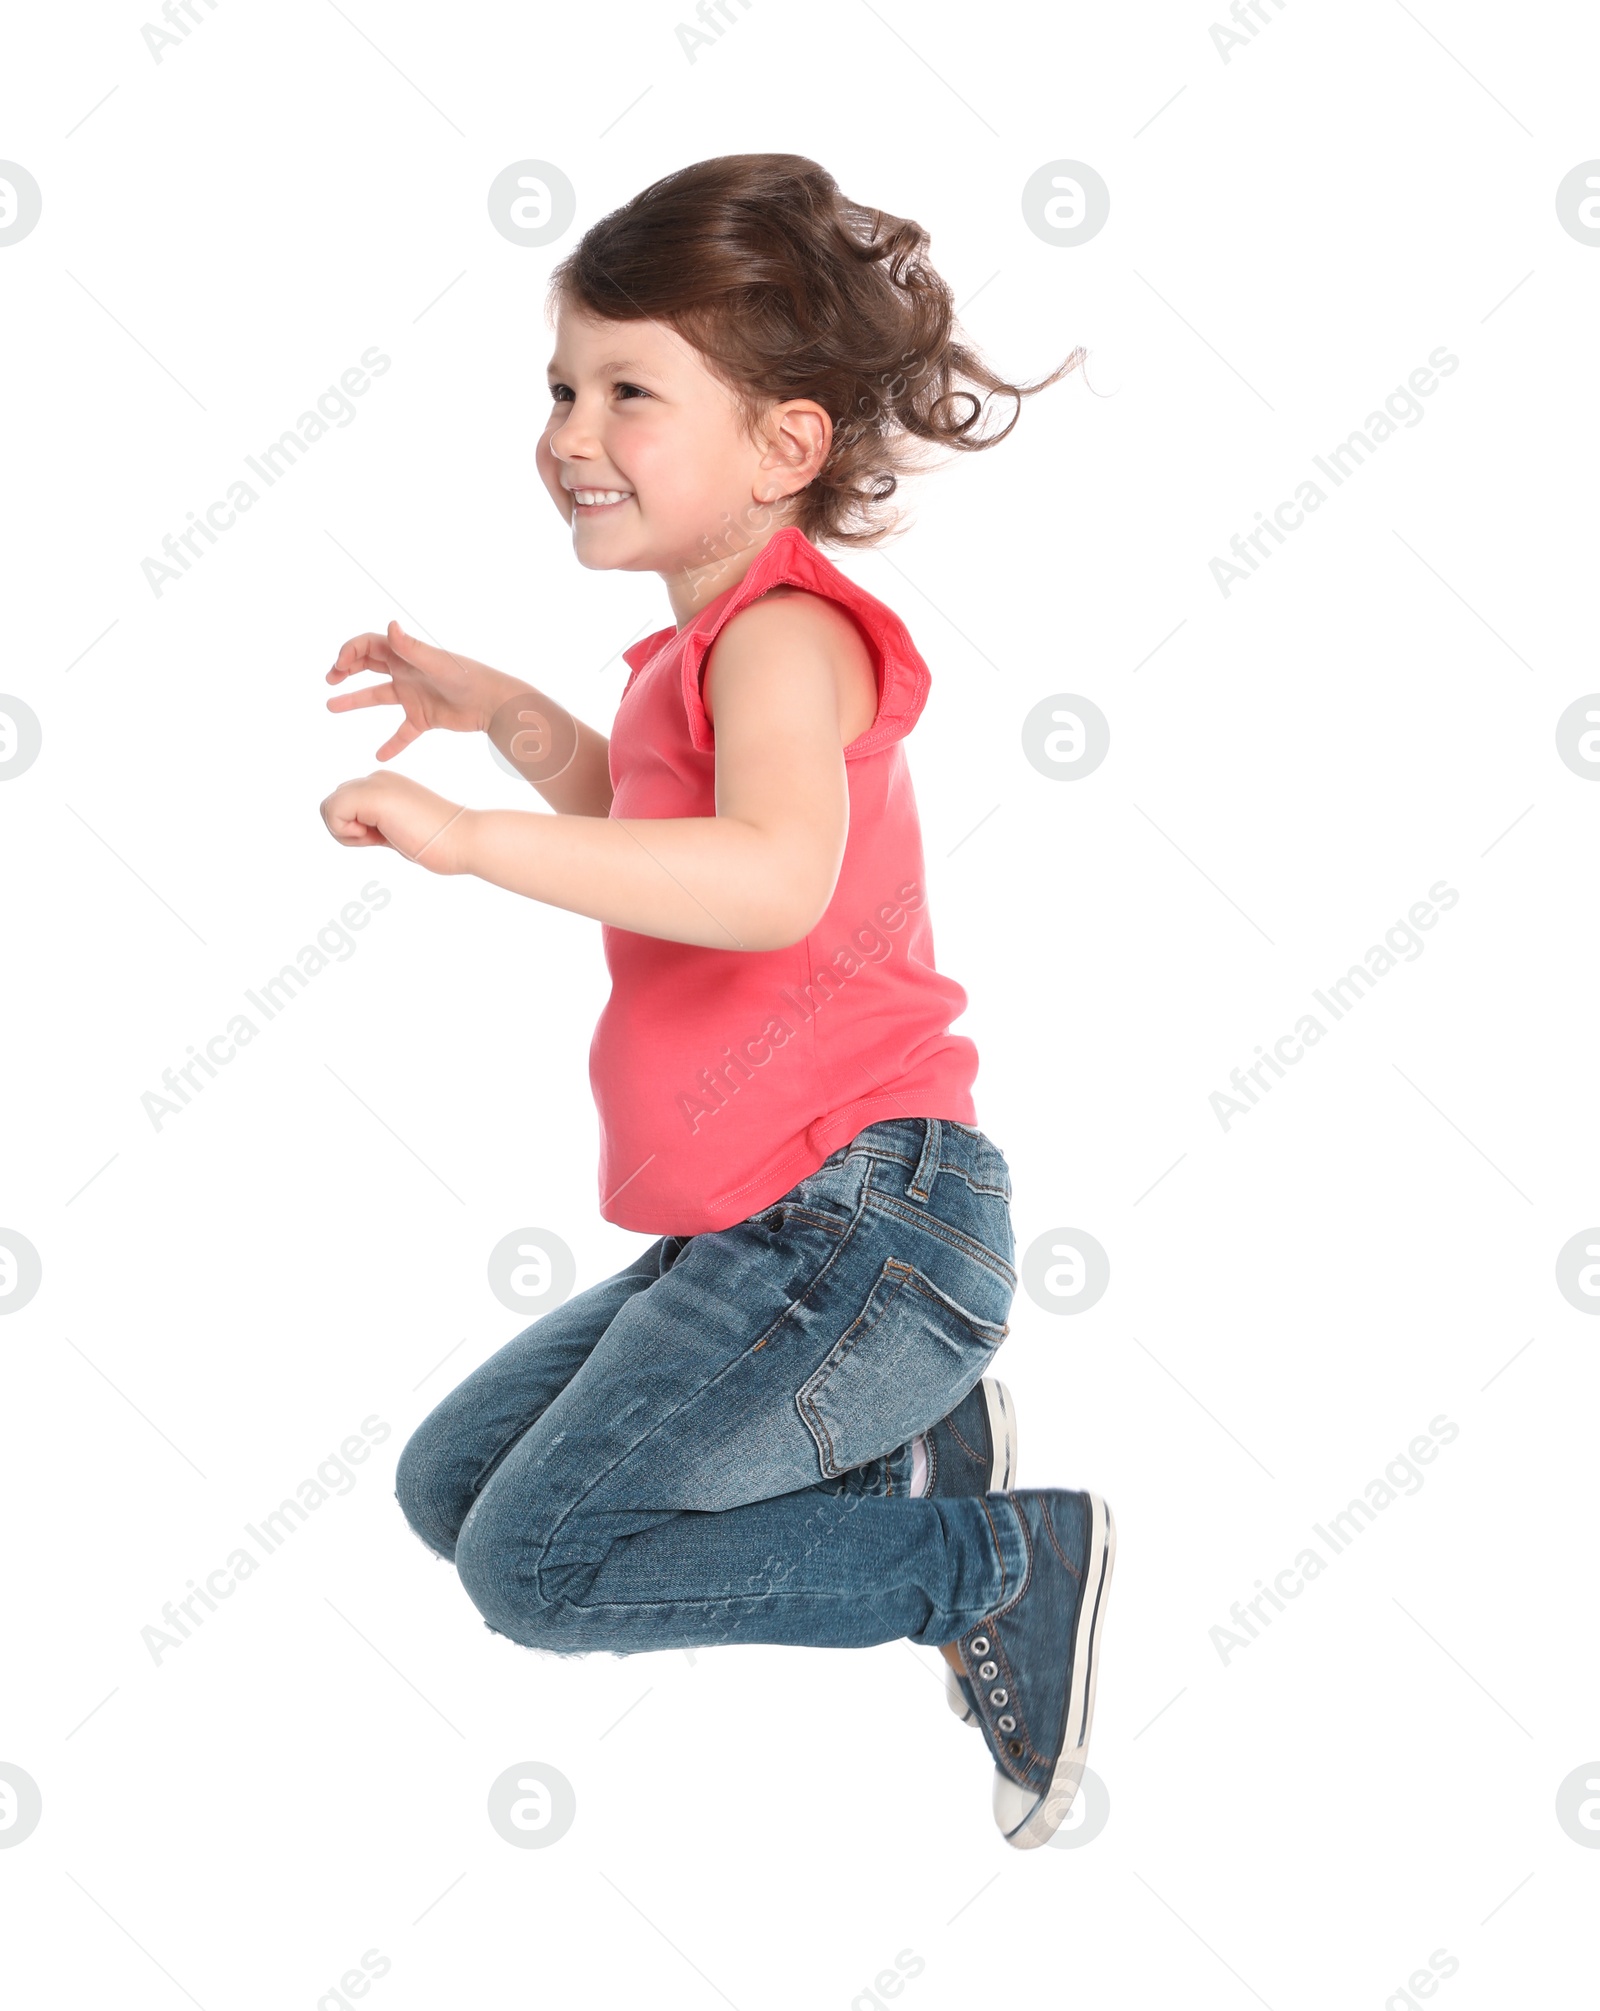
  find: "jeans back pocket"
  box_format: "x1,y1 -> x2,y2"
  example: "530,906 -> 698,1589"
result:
795,1257 -> 1009,1479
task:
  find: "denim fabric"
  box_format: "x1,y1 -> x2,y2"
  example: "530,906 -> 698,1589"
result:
395,1118 -> 1032,1653
955,1491 -> 1100,1797
923,1378 -> 1013,1496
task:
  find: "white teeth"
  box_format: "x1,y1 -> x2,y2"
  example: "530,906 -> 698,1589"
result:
572,489 -> 632,506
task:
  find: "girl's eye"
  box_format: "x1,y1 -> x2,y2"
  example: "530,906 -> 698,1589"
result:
546,382 -> 648,403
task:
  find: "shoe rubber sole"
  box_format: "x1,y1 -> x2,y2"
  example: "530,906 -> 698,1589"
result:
983,1378 -> 1018,1491
994,1491 -> 1117,1850
945,1665 -> 980,1722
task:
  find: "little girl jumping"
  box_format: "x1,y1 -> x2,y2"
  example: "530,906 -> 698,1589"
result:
319,152 -> 1113,1849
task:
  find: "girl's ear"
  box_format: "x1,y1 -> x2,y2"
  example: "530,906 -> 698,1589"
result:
756,399 -> 833,501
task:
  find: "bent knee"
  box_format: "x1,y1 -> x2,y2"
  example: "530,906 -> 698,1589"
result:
452,1480 -> 566,1632
394,1416 -> 467,1560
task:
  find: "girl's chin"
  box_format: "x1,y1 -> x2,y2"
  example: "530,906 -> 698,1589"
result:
568,533 -> 656,575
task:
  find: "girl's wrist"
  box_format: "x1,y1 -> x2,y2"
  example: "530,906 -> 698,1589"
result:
410,801 -> 479,877
477,670 -> 528,734
440,804 -> 481,877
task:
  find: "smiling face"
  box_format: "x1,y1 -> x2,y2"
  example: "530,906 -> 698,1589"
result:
536,301 -> 831,620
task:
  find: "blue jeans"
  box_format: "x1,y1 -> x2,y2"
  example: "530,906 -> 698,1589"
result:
395,1118 -> 1033,1653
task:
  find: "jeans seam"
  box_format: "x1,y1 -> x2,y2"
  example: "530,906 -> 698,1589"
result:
896,1262 -> 1009,1343
992,1499 -> 1034,1618
979,1496 -> 1011,1611
845,1120 -> 1010,1196
835,1141 -> 1009,1199
779,1205 -> 850,1239
748,1179 -> 868,1354
863,1190 -> 1018,1293
795,1260 -> 912,1475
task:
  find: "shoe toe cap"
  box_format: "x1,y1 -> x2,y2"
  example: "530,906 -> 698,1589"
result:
992,1762 -> 1086,1849
992,1768 -> 1043,1843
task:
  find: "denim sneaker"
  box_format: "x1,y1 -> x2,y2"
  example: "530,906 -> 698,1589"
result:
923,1377 -> 1017,1498
951,1488 -> 1116,1849
919,1379 -> 1019,1728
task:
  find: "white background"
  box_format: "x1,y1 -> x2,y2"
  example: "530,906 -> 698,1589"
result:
2,0 -> 1597,2005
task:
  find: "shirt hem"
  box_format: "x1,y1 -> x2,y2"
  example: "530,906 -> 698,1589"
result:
599,1086 -> 979,1237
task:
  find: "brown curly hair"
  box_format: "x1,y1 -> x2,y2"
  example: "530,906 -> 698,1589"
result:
547,153 -> 1083,548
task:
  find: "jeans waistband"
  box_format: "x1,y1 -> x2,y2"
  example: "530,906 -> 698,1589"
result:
826,1117 -> 1011,1205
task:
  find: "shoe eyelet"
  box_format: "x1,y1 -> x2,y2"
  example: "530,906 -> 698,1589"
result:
978,1661 -> 998,1681
989,1687 -> 1008,1706
970,1635 -> 989,1654
1006,1739 -> 1023,1757
997,1714 -> 1017,1733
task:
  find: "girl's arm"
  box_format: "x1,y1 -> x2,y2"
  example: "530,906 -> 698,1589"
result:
481,670 -> 615,818
319,592 -> 873,953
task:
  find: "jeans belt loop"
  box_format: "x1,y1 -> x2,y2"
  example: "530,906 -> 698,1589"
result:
907,1117 -> 941,1203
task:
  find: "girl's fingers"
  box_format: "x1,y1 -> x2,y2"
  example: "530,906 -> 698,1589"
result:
326,680 -> 401,713
385,620 -> 462,677
327,625 -> 476,719
327,634 -> 400,682
373,720 -> 420,762
385,620 -> 428,651
325,814 -> 390,847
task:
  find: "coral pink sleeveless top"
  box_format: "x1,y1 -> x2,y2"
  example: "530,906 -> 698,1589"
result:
589,526 -> 977,1234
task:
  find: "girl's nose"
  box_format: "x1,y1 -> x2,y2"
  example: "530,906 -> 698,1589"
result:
549,399 -> 602,460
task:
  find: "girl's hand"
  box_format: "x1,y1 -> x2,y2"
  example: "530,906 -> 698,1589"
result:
325,622 -> 520,760
319,771 -> 472,874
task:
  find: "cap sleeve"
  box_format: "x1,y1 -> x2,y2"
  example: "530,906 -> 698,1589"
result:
675,527 -> 932,760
